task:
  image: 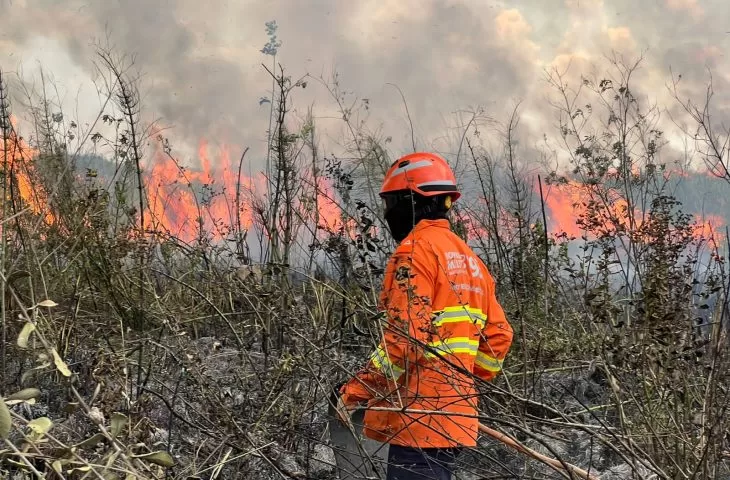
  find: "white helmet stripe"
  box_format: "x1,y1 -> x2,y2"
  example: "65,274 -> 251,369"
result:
390,159 -> 432,177
417,180 -> 457,187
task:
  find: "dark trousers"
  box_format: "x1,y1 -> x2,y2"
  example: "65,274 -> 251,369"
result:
386,445 -> 461,480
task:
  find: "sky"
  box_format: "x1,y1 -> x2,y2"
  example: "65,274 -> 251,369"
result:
1,0 -> 729,175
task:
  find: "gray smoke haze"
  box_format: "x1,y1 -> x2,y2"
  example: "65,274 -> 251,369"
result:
1,0 -> 729,172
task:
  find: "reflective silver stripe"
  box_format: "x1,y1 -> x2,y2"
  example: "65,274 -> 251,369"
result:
475,352 -> 503,372
424,337 -> 479,359
370,346 -> 405,380
391,159 -> 431,177
417,180 -> 457,188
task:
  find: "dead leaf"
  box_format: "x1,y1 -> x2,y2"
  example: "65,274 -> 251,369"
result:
7,388 -> 41,402
17,322 -> 36,349
52,349 -> 72,377
5,398 -> 36,407
28,417 -> 53,440
134,451 -> 175,468
27,417 -> 53,437
0,398 -> 11,439
67,466 -> 92,474
6,270 -> 31,284
21,361 -> 51,384
74,433 -> 105,450
110,412 -> 127,438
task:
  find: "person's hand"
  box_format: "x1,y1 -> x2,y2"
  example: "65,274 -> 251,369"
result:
334,394 -> 357,431
335,379 -> 372,431
335,382 -> 369,430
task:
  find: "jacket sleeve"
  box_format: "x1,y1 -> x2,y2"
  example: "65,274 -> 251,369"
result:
473,270 -> 513,382
340,247 -> 434,404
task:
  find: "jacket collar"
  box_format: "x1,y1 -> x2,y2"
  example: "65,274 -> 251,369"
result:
399,219 -> 450,244
413,218 -> 450,232
395,219 -> 450,247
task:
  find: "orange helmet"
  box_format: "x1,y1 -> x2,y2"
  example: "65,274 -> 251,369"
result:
380,152 -> 461,201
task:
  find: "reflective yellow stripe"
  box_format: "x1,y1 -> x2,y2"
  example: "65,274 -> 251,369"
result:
424,337 -> 480,359
475,352 -> 503,372
369,346 -> 405,380
432,305 -> 486,329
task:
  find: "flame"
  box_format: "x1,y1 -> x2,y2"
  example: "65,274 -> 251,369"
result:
544,179 -> 725,243
692,214 -> 725,242
144,140 -> 265,243
143,140 -> 359,248
0,117 -> 53,224
544,181 -> 591,238
464,215 -> 490,242
4,118 -> 724,259
312,176 -> 357,235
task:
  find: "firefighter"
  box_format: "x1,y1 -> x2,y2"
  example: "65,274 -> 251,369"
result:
338,152 -> 514,480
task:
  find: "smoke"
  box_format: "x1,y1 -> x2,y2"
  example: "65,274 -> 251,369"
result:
0,0 -> 728,173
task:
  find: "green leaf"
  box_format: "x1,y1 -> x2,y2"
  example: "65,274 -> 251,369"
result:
52,349 -> 72,377
0,398 -> 11,440
110,412 -> 127,438
7,388 -> 41,402
134,451 -> 175,468
17,322 -> 36,349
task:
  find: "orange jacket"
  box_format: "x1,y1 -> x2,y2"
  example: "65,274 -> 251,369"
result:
341,219 -> 513,448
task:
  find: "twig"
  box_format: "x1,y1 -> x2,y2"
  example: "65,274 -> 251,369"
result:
386,83 -> 416,152
4,438 -> 46,478
478,423 -> 600,480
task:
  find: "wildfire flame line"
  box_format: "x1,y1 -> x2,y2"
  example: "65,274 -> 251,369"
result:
0,117 -> 54,224
0,124 -> 725,252
543,180 -> 725,243
144,140 -> 355,244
